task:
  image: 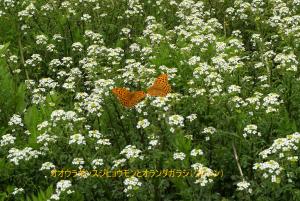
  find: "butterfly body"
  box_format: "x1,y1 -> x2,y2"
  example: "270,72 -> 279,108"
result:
147,74 -> 171,97
112,88 -> 146,108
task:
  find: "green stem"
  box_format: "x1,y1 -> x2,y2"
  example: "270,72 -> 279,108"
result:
232,142 -> 244,180
17,30 -> 29,80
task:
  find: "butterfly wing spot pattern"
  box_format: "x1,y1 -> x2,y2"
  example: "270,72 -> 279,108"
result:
112,88 -> 146,108
147,74 -> 171,97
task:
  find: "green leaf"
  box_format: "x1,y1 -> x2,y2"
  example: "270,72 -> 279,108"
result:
0,42 -> 10,55
21,186 -> 53,201
15,83 -> 26,113
24,105 -> 43,146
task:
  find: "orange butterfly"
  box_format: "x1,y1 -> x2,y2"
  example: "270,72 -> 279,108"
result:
147,74 -> 171,97
112,88 -> 146,108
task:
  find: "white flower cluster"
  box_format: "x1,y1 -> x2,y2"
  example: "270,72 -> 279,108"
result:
50,110 -> 80,126
150,96 -> 169,109
190,148 -> 204,157
38,78 -> 58,89
25,54 -> 42,67
186,114 -> 197,122
120,145 -> 143,160
173,152 -> 186,160
262,93 -> 282,113
148,136 -> 159,150
49,180 -> 73,201
123,176 -> 142,197
88,130 -> 102,139
0,134 -> 16,147
8,114 -> 23,127
243,124 -> 261,138
12,187 -> 24,195
37,132 -> 58,147
125,0 -> 143,18
37,121 -> 50,131
245,92 -> 262,110
91,159 -> 104,169
72,158 -> 85,169
228,85 -> 241,94
112,158 -> 127,169
236,180 -> 252,194
2,0 -> 19,10
259,132 -> 300,159
192,163 -> 217,186
40,162 -> 55,170
274,52 -> 298,72
168,115 -> 184,127
81,13 -> 91,22
84,30 -> 104,44
36,34 -> 48,45
72,42 -> 84,52
74,92 -> 103,117
96,138 -> 111,147
202,127 -> 216,141
253,160 -> 283,183
9,55 -> 18,63
136,119 -> 150,129
7,147 -> 42,165
69,134 -> 86,145
18,3 -> 36,20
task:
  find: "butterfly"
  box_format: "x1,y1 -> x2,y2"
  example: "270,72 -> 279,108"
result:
147,74 -> 171,97
112,88 -> 146,108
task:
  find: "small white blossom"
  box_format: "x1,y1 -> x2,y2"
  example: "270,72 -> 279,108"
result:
173,152 -> 186,160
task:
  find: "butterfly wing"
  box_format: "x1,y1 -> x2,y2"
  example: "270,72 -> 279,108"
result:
112,88 -> 146,108
127,91 -> 146,107
112,88 -> 132,107
147,74 -> 171,97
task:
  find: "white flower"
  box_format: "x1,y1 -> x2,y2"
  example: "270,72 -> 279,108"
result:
186,114 -> 197,122
202,127 -> 216,134
72,42 -> 84,52
81,14 -> 91,22
253,160 -> 283,183
259,132 -> 300,159
237,180 -> 252,193
202,127 -> 216,141
112,158 -> 126,169
37,121 -> 49,131
37,133 -> 58,147
168,115 -> 184,127
7,147 -> 42,165
191,149 -> 204,156
136,119 -> 150,129
40,162 -> 55,170
262,93 -> 282,113
91,159 -> 104,169
12,187 -> 24,195
96,138 -> 111,146
173,152 -> 186,160
72,158 -> 84,169
56,180 -> 72,193
8,114 -> 23,127
228,85 -> 241,93
243,124 -> 261,138
120,145 -> 143,160
192,163 -> 217,186
123,176 -> 142,197
0,134 -> 16,147
36,34 -> 48,45
69,134 -> 86,145
148,139 -> 159,149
